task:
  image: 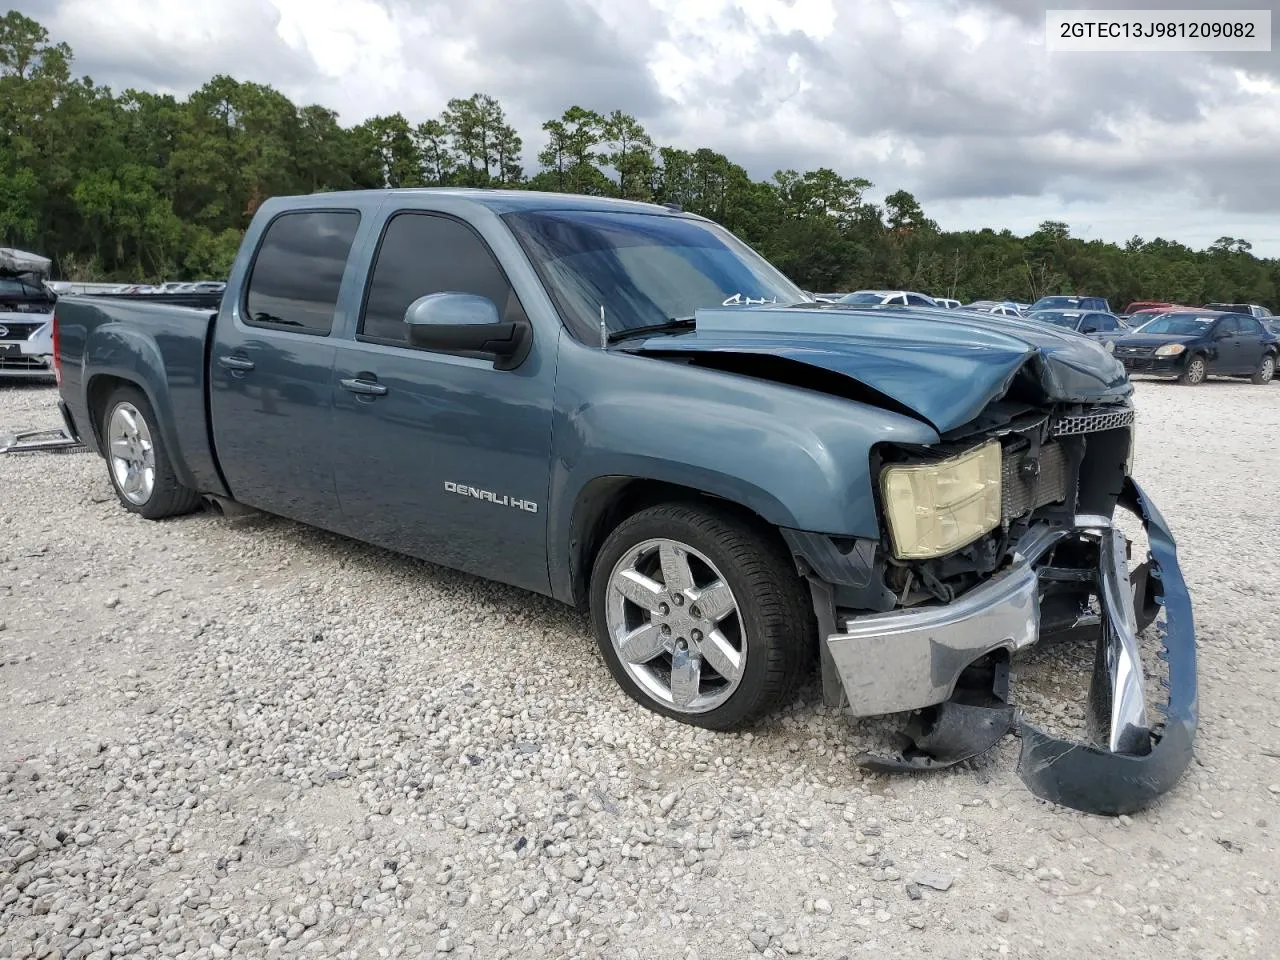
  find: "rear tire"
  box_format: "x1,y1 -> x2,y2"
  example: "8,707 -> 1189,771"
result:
1250,353 -> 1275,385
589,501 -> 813,731
100,385 -> 202,519
1177,355 -> 1206,385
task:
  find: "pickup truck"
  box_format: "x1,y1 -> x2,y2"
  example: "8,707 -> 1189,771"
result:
51,189 -> 1198,814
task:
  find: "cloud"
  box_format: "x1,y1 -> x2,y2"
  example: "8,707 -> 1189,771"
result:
12,0 -> 1280,253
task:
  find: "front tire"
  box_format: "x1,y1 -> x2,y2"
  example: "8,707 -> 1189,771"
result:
100,386 -> 202,519
1178,355 -> 1207,385
1250,353 -> 1276,385
589,502 -> 813,731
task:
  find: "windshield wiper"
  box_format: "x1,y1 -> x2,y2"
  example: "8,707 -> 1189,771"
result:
607,317 -> 697,344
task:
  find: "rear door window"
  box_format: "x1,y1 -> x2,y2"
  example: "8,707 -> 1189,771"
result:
244,210 -> 360,335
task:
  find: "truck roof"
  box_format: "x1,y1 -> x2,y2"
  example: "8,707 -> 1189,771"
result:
273,188 -> 695,218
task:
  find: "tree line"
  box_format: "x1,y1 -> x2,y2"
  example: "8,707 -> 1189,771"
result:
1,10 -> 1276,309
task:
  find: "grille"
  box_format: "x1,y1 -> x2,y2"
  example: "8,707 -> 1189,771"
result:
0,321 -> 44,340
1049,408 -> 1135,437
1001,441 -> 1067,519
0,355 -> 49,370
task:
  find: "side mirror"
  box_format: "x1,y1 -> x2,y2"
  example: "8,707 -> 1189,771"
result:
404,293 -> 531,370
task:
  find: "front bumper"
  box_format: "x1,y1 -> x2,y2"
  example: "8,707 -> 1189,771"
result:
1119,354 -> 1183,375
0,325 -> 54,378
826,478 -> 1197,815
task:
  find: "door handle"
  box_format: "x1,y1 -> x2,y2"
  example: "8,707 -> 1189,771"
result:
218,355 -> 255,371
340,377 -> 388,396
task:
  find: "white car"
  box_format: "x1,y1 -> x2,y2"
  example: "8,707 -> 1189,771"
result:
1,248 -> 56,380
837,290 -> 939,307
933,298 -> 961,310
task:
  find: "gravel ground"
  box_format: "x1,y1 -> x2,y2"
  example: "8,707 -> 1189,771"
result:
1,377 -> 1277,960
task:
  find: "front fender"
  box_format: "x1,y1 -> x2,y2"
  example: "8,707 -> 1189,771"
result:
547,341 -> 939,601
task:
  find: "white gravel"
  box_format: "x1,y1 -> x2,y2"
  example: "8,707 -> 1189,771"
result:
2,377 -> 1278,959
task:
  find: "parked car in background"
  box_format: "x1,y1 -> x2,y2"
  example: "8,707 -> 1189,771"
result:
1028,309 -> 1127,349
47,187 -> 1197,814
838,290 -> 939,307
0,247 -> 57,380
933,297 -> 961,309
808,292 -> 848,303
1123,301 -> 1174,315
1030,295 -> 1111,313
1111,310 -> 1278,385
1201,302 -> 1273,319
977,301 -> 1025,318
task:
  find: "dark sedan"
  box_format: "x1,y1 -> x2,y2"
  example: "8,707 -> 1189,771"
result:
1111,311 -> 1278,385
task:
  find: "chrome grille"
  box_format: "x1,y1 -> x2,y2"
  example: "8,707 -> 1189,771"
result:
1001,441 -> 1067,519
1049,408 -> 1135,437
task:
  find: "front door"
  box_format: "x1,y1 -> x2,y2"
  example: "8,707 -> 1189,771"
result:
209,208 -> 360,526
329,211 -> 555,594
1209,316 -> 1248,373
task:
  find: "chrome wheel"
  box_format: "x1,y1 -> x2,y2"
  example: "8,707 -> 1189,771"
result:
1185,357 -> 1206,384
605,537 -> 746,714
107,402 -> 156,505
1259,356 -> 1275,381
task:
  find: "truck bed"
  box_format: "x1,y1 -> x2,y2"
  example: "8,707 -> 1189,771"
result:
55,296 -> 227,497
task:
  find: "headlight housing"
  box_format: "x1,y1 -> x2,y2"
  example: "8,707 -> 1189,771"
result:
880,440 -> 1003,560
1154,343 -> 1186,357
1104,340 -> 1115,353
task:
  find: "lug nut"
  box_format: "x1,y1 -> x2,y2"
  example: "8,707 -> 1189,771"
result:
672,594 -> 684,606
690,605 -> 702,619
661,624 -> 671,635
658,603 -> 669,615
691,629 -> 702,642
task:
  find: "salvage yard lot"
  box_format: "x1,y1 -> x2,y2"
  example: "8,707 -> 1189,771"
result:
1,380 -> 1278,959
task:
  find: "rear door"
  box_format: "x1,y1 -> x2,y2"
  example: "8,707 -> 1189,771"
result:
329,210 -> 555,594
209,208 -> 361,526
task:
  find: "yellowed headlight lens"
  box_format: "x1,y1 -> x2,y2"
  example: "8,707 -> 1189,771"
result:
1154,343 -> 1186,357
881,440 -> 1003,559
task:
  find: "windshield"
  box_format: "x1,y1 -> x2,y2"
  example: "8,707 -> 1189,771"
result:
1029,311 -> 1082,329
503,210 -> 806,340
0,276 -> 55,311
1031,296 -> 1083,310
1138,314 -> 1215,336
838,292 -> 888,304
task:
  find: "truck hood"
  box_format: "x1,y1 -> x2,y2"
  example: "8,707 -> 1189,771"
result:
624,305 -> 1132,433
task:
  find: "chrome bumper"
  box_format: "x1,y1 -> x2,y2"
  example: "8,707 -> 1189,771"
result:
828,478 -> 1198,815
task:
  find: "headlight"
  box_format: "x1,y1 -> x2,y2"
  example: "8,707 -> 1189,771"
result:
880,440 -> 1003,560
1154,343 -> 1186,357
1105,340 -> 1115,353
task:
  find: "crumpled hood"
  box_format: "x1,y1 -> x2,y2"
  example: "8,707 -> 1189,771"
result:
625,305 -> 1132,433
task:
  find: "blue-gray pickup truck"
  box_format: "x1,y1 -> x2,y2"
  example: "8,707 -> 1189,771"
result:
51,189 -> 1197,814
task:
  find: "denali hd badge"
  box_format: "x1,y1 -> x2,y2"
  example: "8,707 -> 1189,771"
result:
444,481 -> 538,514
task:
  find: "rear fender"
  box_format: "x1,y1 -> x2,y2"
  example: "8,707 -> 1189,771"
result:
83,323 -> 198,491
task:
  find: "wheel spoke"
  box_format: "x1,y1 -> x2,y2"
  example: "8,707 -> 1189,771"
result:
659,543 -> 695,593
693,580 -> 735,622
118,408 -> 138,435
670,644 -> 701,708
613,569 -> 665,612
109,438 -> 133,458
698,629 -> 742,682
618,624 -> 666,664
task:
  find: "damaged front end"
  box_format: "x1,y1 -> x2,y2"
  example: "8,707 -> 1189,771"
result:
788,400 -> 1198,816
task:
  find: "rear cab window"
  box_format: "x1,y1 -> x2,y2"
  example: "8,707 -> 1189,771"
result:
244,210 -> 361,335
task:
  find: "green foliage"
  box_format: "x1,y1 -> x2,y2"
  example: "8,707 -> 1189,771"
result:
1,9 -> 1276,306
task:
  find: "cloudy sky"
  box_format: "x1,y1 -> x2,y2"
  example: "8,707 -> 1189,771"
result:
17,0 -> 1280,254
